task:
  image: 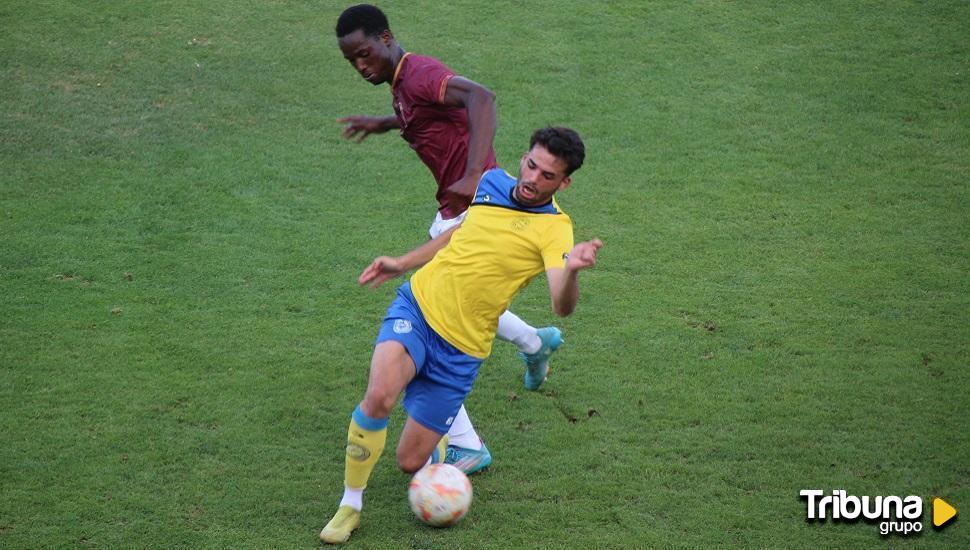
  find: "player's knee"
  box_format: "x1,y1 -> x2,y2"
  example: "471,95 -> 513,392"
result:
361,387 -> 396,418
395,448 -> 426,474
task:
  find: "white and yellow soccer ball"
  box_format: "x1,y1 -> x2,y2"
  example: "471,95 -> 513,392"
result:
408,463 -> 473,527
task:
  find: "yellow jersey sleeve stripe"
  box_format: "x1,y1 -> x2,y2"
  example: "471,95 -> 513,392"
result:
438,74 -> 452,104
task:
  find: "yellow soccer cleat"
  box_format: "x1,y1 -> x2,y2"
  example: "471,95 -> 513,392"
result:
319,505 -> 361,544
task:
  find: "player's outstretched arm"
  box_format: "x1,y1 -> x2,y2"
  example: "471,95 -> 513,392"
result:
337,115 -> 400,142
440,76 -> 496,210
358,225 -> 461,288
545,239 -> 604,317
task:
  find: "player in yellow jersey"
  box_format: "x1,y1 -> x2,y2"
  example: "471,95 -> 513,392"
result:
320,127 -> 602,544
336,5 -> 565,473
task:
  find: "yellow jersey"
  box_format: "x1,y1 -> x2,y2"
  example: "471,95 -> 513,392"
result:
410,168 -> 574,358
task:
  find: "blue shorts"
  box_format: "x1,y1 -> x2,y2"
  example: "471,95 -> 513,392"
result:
376,282 -> 483,434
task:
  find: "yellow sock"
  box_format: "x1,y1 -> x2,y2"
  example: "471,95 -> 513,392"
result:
344,405 -> 388,489
431,434 -> 449,464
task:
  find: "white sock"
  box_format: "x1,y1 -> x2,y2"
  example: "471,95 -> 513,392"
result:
339,486 -> 363,511
496,310 -> 540,354
445,405 -> 483,450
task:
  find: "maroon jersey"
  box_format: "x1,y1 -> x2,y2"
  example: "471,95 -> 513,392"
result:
391,53 -> 498,218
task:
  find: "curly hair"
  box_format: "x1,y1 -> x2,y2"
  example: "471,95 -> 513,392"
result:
530,127 -> 585,175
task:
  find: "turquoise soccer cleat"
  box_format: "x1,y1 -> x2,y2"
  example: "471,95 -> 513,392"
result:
445,442 -> 492,475
519,327 -> 563,391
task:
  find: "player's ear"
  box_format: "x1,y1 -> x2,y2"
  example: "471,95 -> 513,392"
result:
381,29 -> 394,46
558,176 -> 572,191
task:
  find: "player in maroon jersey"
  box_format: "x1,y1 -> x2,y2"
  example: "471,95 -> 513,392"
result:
331,4 -> 563,480
335,5 -> 495,221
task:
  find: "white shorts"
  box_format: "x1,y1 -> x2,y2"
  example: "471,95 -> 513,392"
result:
428,210 -> 468,239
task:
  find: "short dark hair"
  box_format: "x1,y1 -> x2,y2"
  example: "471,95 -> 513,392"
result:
530,127 -> 585,175
336,4 -> 390,38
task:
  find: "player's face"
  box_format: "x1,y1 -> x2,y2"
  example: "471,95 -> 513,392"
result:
513,145 -> 572,206
338,29 -> 395,85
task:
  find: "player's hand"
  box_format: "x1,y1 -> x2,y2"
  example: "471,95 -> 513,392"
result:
566,239 -> 603,272
440,174 -> 479,216
337,115 -> 389,143
358,256 -> 405,288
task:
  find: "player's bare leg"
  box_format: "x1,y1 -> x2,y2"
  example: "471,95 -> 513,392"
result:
321,342 -> 414,544
398,416 -> 449,473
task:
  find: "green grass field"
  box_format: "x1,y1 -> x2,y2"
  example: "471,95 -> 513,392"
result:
2,1 -> 968,547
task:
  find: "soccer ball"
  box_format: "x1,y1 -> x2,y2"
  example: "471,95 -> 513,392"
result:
408,463 -> 473,527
